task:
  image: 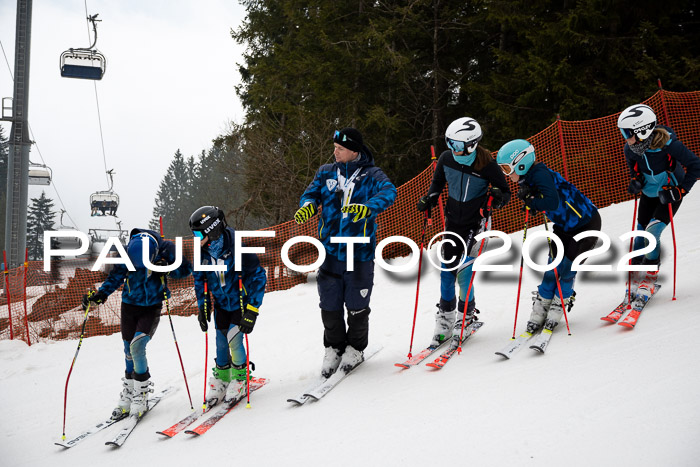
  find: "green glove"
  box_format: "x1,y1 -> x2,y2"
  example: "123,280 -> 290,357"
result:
294,202 -> 317,224
341,203 -> 372,222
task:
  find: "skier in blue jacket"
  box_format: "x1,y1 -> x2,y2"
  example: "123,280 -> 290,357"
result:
416,117 -> 511,347
82,228 -> 192,419
497,139 -> 601,334
295,127 -> 396,378
616,104 -> 700,301
190,206 -> 267,406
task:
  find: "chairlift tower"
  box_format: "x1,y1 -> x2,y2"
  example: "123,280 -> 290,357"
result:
2,0 -> 33,268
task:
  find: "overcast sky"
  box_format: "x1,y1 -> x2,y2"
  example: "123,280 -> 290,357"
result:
1,0 -> 246,237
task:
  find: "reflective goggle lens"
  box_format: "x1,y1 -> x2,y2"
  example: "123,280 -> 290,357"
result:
620,128 -> 635,139
446,138 -> 466,154
333,130 -> 353,143
193,230 -> 205,240
499,164 -> 514,175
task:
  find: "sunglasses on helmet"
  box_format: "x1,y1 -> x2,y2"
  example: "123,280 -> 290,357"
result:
333,130 -> 355,143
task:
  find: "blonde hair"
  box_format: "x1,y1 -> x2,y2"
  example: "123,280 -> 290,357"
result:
650,127 -> 670,150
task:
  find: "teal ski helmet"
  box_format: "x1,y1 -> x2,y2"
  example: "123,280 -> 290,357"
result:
496,139 -> 536,176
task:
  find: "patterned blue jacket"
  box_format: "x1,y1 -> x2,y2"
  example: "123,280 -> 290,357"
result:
98,229 -> 193,307
624,125 -> 700,198
299,146 -> 397,262
522,163 -> 598,232
193,226 -> 267,313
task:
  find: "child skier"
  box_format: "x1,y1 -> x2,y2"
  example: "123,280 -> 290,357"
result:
616,103 -> 700,302
189,206 -> 267,406
82,228 -> 192,419
416,117 -> 510,346
496,139 -> 601,334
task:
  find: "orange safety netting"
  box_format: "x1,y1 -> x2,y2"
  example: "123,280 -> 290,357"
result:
2,89 -> 699,345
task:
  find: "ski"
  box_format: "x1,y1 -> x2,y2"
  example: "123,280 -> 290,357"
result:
303,346 -> 382,401
426,321 -> 484,369
184,377 -> 268,437
529,328 -> 553,353
495,331 -> 535,359
601,300 -> 630,323
157,376 -> 267,438
394,339 -> 450,369
287,377 -> 326,405
105,386 -> 174,448
55,414 -> 128,449
618,285 -> 661,328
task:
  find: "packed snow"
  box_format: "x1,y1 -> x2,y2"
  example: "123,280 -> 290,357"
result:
1,193 -> 699,467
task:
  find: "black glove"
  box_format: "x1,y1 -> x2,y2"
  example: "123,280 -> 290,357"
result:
239,305 -> 259,334
628,174 -> 644,195
489,187 -> 510,210
416,193 -> 439,212
152,257 -> 169,280
517,184 -> 537,211
658,186 -> 685,204
198,294 -> 213,332
81,290 -> 107,310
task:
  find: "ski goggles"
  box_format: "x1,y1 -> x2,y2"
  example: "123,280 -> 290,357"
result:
499,163 -> 515,176
445,137 -> 478,155
193,230 -> 205,240
619,122 -> 654,141
333,130 -> 355,144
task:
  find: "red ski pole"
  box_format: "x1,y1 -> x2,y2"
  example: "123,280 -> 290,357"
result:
543,213 -> 571,336
61,302 -> 92,440
406,210 -> 431,359
457,197 -> 493,353
202,282 -> 209,412
627,195 -> 638,307
667,203 -> 677,300
238,275 -> 252,408
511,208 -> 530,339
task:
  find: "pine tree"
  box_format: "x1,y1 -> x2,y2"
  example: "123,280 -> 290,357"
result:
27,191 -> 56,261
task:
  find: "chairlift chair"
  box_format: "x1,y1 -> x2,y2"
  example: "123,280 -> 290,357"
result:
60,49 -> 106,80
59,14 -> 106,80
90,191 -> 119,216
28,163 -> 52,186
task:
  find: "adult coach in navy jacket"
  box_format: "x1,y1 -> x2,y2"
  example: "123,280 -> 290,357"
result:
295,127 -> 396,378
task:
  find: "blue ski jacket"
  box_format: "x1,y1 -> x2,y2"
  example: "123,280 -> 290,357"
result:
522,163 -> 598,232
299,146 -> 397,262
624,125 -> 700,198
98,228 -> 193,307
193,226 -> 267,313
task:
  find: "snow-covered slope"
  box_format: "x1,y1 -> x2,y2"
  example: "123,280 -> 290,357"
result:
1,192 -> 699,467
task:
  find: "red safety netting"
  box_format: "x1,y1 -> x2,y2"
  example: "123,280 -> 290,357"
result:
2,90 -> 699,344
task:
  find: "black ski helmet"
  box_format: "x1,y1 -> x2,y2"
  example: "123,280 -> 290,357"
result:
189,206 -> 227,242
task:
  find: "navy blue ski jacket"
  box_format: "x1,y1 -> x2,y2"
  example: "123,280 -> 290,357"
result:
299,146 -> 397,262
623,125 -> 700,198
98,228 -> 193,307
193,226 -> 267,313
521,163 -> 597,232
427,149 -> 511,229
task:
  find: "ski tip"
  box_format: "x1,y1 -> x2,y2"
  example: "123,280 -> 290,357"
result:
394,363 -> 410,369
155,431 -> 173,438
184,430 -> 200,436
494,352 -> 510,359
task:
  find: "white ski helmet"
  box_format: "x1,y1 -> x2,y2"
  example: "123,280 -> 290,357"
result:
496,139 -> 536,176
617,104 -> 657,141
445,117 -> 482,155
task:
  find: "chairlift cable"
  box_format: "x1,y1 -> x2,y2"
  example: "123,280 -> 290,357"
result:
81,0 -> 112,192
